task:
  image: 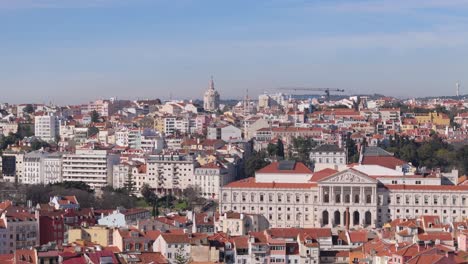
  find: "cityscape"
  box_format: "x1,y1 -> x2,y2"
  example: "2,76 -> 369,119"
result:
1,1 -> 468,264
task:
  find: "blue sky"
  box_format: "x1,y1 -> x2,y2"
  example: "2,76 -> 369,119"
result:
1,0 -> 468,104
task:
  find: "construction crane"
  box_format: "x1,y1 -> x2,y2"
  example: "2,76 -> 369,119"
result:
277,87 -> 345,101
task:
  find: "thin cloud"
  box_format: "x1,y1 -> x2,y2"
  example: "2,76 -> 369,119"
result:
0,0 -> 149,9
319,0 -> 468,13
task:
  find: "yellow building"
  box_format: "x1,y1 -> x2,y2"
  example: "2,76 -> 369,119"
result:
67,225 -> 113,246
414,112 -> 450,126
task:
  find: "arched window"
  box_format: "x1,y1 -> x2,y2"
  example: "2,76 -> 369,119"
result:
335,193 -> 341,203
222,193 -> 228,202
354,194 -> 360,203
345,194 -> 350,203
366,194 -> 372,204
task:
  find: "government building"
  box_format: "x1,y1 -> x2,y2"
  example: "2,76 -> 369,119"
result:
219,160 -> 468,229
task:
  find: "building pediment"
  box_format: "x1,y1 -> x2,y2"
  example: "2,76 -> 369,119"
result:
318,169 -> 377,184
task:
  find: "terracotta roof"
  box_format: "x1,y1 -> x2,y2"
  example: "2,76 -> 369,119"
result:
384,184 -> 468,191
161,233 -> 190,244
349,231 -> 368,243
310,168 -> 338,182
417,232 -> 453,242
224,177 -> 317,189
361,156 -> 406,169
256,161 -> 313,174
232,236 -> 249,249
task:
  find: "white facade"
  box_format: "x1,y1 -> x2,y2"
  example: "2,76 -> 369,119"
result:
62,149 -> 120,190
146,154 -> 197,194
220,165 -> 468,229
310,144 -> 347,171
34,114 -> 58,142
22,151 -> 62,185
194,163 -> 234,200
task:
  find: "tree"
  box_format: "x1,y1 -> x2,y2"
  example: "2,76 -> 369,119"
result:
174,246 -> 190,264
290,137 -> 316,166
182,186 -> 205,209
244,150 -> 270,177
276,138 -> 285,159
90,110 -> 100,123
23,104 -> 34,114
266,143 -> 277,158
30,139 -> 50,150
345,133 -> 359,163
141,184 -> 159,216
87,126 -> 99,137
122,173 -> 136,195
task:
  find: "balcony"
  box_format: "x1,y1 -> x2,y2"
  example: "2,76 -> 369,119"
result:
251,245 -> 268,254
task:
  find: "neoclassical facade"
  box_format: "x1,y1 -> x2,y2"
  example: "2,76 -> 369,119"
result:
220,162 -> 468,229
203,77 -> 220,112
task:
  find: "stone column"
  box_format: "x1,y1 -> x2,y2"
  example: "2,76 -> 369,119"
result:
340,186 -> 343,204
350,187 -> 354,205
360,187 -> 364,205
331,186 -> 335,205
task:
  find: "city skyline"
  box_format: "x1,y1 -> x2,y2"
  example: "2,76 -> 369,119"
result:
1,0 -> 468,104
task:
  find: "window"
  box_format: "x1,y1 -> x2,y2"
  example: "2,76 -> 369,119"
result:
260,194 -> 264,202
415,181 -> 421,184
269,194 -> 273,202
405,196 -> 410,204
287,194 -> 291,203
296,195 -> 300,203
424,196 -> 429,205
396,196 -> 401,204
452,196 -> 457,205
242,193 -> 246,202
305,195 -> 310,203
278,194 -> 282,202
392,180 -> 398,184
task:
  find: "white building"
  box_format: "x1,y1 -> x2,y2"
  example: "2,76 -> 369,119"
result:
62,149 -> 120,190
153,233 -> 191,263
203,77 -> 220,112
34,114 -> 58,142
207,125 -> 242,141
146,154 -> 198,195
310,144 -> 347,171
220,161 -> 468,229
193,162 -> 235,200
22,151 -> 62,184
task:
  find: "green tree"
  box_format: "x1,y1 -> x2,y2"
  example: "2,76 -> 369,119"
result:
141,184 -> 159,216
276,138 -> 285,159
87,126 -> 99,137
123,173 -> 136,195
90,110 -> 100,123
266,143 -> 277,157
174,246 -> 190,264
290,137 -> 316,166
244,150 -> 270,177
345,133 -> 359,163
23,104 -> 34,114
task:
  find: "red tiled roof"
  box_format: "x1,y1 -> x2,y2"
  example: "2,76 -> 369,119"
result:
256,162 -> 313,174
385,185 -> 468,191
361,156 -> 406,169
224,177 -> 317,189
310,168 -> 338,182
349,231 -> 368,243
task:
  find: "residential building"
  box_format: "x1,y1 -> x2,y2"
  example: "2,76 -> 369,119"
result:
62,149 -> 120,190
34,114 -> 58,142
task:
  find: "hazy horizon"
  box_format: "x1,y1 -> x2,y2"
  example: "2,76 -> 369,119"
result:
1,0 -> 468,104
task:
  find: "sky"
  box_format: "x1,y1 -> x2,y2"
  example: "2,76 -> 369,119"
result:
1,0 -> 468,104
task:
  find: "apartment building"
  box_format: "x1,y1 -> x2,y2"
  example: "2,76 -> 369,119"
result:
146,154 -> 198,195
62,149 -> 120,190
0,201 -> 39,254
193,162 -> 234,200
21,151 -> 62,184
34,114 -> 58,142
